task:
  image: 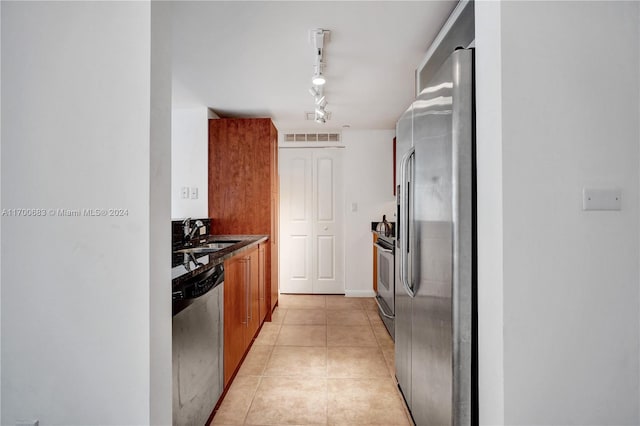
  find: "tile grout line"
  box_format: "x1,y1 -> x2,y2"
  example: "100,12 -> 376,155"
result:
240,373 -> 263,426
259,340 -> 276,376
325,301 -> 329,426
242,307 -> 284,425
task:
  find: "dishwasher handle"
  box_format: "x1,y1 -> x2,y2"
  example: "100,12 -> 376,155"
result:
374,295 -> 395,319
374,242 -> 393,253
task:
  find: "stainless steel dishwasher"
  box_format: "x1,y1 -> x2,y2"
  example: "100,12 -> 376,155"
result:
172,262 -> 224,426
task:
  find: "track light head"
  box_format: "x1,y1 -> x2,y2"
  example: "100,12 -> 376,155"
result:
312,72 -> 326,86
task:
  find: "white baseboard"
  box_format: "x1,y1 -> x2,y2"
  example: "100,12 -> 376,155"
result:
344,289 -> 376,298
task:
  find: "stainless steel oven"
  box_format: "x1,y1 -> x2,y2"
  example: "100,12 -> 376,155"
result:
374,234 -> 395,340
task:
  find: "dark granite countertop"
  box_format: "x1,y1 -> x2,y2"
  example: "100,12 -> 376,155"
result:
171,234 -> 268,288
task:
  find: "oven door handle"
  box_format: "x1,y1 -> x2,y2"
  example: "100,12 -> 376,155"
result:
374,242 -> 393,253
374,295 -> 395,319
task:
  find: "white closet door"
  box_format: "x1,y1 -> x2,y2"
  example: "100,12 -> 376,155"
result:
279,148 -> 344,294
279,149 -> 313,293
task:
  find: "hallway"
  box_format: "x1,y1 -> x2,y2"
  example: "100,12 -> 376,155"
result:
212,294 -> 412,425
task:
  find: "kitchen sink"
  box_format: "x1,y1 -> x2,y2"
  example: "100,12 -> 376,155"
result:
175,247 -> 218,255
205,241 -> 240,249
174,240 -> 241,255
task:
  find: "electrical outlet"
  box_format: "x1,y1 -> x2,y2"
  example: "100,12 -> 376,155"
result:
190,187 -> 198,199
582,188 -> 622,211
181,187 -> 189,199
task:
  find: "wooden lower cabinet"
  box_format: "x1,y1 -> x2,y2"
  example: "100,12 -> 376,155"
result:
223,253 -> 246,386
223,244 -> 263,386
258,244 -> 267,323
248,247 -> 260,340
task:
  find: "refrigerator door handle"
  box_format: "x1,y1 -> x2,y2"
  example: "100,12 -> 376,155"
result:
399,147 -> 416,298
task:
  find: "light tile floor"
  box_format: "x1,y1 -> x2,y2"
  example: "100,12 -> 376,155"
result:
212,294 -> 413,426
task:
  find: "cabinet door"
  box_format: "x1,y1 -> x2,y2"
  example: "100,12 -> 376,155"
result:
246,248 -> 260,343
223,256 -> 247,386
258,244 -> 267,323
270,192 -> 279,314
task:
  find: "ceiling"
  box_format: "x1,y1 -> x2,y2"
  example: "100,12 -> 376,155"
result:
170,1 -> 457,131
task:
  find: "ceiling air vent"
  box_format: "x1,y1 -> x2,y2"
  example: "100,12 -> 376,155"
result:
283,132 -> 341,143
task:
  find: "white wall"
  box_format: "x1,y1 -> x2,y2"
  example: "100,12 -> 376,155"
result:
150,2 -> 173,424
474,1 -> 504,424
0,3 -> 3,420
1,2 -> 171,425
171,107 -> 209,219
476,1 -> 640,424
342,130 -> 396,297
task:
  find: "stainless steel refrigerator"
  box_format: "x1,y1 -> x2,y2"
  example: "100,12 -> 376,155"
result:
395,48 -> 475,426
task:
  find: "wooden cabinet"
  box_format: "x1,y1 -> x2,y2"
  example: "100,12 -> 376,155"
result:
258,243 -> 267,323
223,254 -> 246,386
248,247 -> 260,340
223,245 -> 262,386
209,118 -> 279,318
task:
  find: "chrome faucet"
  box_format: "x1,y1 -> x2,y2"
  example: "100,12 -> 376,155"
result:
182,218 -> 206,244
183,252 -> 203,271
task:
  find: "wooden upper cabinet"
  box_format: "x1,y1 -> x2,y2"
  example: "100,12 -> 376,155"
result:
209,119 -> 272,233
209,118 -> 279,318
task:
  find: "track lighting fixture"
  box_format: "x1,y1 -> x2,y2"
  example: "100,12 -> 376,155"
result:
308,28 -> 331,124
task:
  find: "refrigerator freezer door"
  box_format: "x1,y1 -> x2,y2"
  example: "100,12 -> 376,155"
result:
410,49 -> 474,426
451,49 -> 474,426
394,103 -> 413,408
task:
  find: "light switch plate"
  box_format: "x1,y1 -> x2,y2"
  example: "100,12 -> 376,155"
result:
190,187 -> 198,199
16,421 -> 39,426
582,188 -> 621,211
